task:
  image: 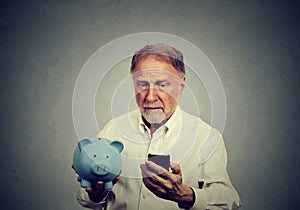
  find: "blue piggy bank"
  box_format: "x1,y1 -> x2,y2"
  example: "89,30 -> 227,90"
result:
73,137 -> 124,190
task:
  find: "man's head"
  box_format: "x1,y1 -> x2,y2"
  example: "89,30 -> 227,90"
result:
130,43 -> 186,125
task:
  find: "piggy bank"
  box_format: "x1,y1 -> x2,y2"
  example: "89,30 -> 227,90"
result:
73,137 -> 124,190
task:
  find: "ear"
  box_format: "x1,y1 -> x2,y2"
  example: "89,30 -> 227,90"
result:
78,138 -> 92,152
178,76 -> 186,98
110,140 -> 124,153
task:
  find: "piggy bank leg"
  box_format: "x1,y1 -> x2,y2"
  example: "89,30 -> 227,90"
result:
80,179 -> 92,188
77,176 -> 82,182
104,181 -> 113,190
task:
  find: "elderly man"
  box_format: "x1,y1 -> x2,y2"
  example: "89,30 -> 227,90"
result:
76,43 -> 241,210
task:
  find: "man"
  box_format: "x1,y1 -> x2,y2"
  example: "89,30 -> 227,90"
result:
76,43 -> 241,209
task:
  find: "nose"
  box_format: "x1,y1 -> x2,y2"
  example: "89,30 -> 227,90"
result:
145,87 -> 158,103
91,163 -> 112,175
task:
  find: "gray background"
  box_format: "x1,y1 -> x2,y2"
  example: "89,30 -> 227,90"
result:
1,0 -> 299,209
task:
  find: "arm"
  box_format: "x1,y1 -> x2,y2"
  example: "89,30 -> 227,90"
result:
140,138 -> 241,209
191,138 -> 241,210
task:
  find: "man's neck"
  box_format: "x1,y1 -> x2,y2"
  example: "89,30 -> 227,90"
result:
142,116 -> 166,137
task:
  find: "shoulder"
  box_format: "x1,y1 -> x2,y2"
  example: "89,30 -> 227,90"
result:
97,109 -> 141,138
181,110 -> 220,134
181,110 -> 223,164
101,109 -> 140,127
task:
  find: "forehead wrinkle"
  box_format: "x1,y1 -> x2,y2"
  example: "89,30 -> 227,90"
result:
135,75 -> 169,82
133,69 -> 180,83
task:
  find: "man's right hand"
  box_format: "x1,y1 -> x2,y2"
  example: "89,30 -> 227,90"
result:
86,181 -> 109,203
72,164 -> 121,203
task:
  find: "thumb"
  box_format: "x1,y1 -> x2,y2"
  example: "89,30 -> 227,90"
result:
170,162 -> 182,175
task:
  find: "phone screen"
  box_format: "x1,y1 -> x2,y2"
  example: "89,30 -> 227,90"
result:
147,154 -> 170,170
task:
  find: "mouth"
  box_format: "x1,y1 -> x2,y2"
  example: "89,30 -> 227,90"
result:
144,107 -> 163,111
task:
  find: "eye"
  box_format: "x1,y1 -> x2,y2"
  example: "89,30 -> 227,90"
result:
106,155 -> 109,158
137,81 -> 149,89
156,81 -> 169,88
93,155 -> 96,158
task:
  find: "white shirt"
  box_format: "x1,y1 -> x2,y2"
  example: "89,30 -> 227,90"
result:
77,107 -> 241,209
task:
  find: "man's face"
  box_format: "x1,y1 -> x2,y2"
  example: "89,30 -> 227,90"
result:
132,56 -> 186,125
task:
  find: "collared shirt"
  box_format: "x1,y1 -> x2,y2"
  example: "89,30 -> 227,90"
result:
77,107 -> 241,210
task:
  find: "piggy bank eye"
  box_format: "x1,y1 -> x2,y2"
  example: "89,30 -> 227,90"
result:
106,155 -> 109,158
93,155 -> 97,158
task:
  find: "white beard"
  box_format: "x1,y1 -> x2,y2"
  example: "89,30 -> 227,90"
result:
143,109 -> 167,124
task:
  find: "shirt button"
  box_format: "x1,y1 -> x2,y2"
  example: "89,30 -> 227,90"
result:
142,195 -> 146,199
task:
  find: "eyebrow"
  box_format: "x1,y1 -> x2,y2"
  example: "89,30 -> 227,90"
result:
136,80 -> 149,84
135,79 -> 170,84
155,80 -> 169,84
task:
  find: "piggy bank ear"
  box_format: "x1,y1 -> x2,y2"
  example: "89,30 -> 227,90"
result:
110,140 -> 124,153
78,138 -> 92,152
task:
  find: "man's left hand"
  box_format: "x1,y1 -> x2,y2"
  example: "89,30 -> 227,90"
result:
140,161 -> 195,209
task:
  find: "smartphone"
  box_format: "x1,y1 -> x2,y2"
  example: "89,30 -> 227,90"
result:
147,154 -> 170,170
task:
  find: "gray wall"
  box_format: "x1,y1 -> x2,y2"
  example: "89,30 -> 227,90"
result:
1,0 -> 299,209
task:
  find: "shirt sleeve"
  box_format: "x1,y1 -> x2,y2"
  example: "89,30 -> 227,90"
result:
190,136 -> 241,210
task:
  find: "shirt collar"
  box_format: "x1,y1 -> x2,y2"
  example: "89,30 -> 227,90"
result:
137,106 -> 182,138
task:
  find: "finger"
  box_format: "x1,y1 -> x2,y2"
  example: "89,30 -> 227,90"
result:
95,181 -> 104,190
85,187 -> 93,193
113,170 -> 122,184
146,161 -> 171,180
142,176 -> 168,199
85,181 -> 104,193
141,164 -> 169,186
170,162 -> 182,175
143,178 -> 165,192
140,163 -> 157,178
142,173 -> 164,190
113,176 -> 120,184
146,161 -> 168,174
141,164 -> 159,182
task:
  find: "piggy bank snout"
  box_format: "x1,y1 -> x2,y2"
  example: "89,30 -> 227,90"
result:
91,162 -> 112,175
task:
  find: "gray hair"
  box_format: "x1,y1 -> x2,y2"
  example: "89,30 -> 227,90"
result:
130,43 -> 185,75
